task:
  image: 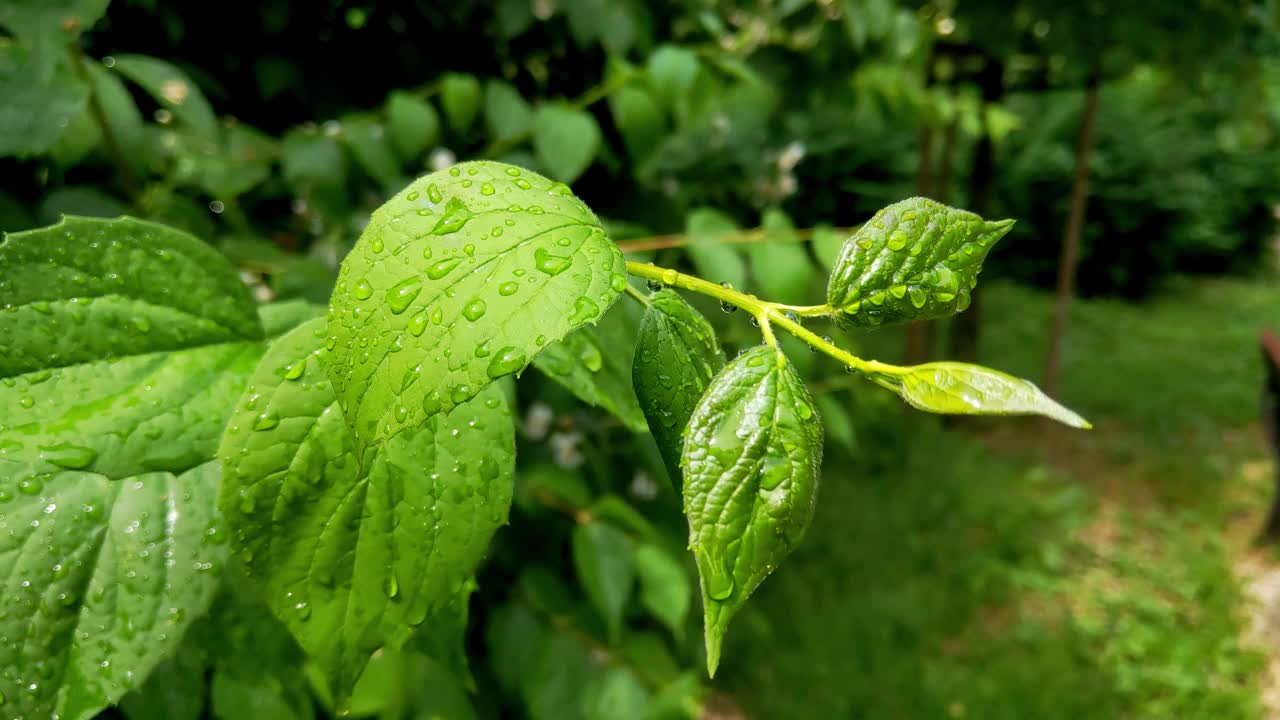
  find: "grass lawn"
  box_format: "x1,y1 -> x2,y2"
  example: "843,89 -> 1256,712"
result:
718,276 -> 1279,719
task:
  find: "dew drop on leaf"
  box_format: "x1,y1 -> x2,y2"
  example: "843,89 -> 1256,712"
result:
253,412 -> 280,431
498,281 -> 519,296
426,257 -> 462,279
534,248 -> 572,276
408,310 -> 429,337
353,280 -> 374,300
462,298 -> 487,321
386,277 -> 422,314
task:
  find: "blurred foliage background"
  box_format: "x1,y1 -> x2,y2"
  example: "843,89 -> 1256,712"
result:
4,0 -> 1280,718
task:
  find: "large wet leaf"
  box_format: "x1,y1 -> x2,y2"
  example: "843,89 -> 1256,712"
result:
219,318 -> 515,702
826,197 -> 1014,326
681,345 -> 822,676
632,290 -> 725,484
0,216 -> 264,719
326,160 -> 625,446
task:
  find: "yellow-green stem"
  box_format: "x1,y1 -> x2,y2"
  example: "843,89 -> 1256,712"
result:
624,260 -> 907,379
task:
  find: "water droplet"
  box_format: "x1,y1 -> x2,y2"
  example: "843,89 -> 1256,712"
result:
253,412 -> 280,431
889,285 -> 907,300
353,280 -> 373,300
569,297 -> 599,324
908,286 -> 927,308
132,316 -> 151,333
426,183 -> 443,203
701,551 -> 735,601
534,248 -> 572,276
462,298 -> 487,321
408,310 -> 429,337
431,197 -> 474,235
384,573 -> 399,598
535,334 -> 546,346
386,277 -> 422,314
19,396 -> 34,409
407,191 -> 420,201
486,347 -> 527,378
284,361 -> 306,380
480,182 -> 495,195
394,406 -> 409,423
17,474 -> 47,495
610,274 -> 627,293
886,230 -> 909,251
514,178 -> 532,190
369,237 -> 384,254
797,402 -> 813,420
498,281 -> 519,296
505,166 -> 521,176
427,257 -> 463,279
450,385 -> 472,404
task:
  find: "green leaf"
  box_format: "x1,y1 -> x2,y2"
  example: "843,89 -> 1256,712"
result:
281,129 -> 347,210
37,185 -> 128,224
0,0 -> 108,79
440,73 -> 482,132
258,299 -> 326,339
811,223 -> 844,272
339,114 -> 403,192
572,521 -> 635,644
682,345 -> 822,676
212,671 -> 313,720
484,79 -> 534,141
0,46 -> 88,157
119,642 -> 205,720
646,45 -> 699,108
609,85 -> 665,161
218,318 -> 516,702
583,668 -> 652,720
385,90 -> 440,160
815,394 -> 857,452
0,216 -> 262,377
522,631 -> 602,720
533,104 -> 602,184
167,124 -> 277,200
685,208 -> 747,291
750,208 -> 817,304
112,54 -> 218,139
633,544 -> 692,643
878,362 -> 1092,428
49,102 -> 100,166
516,464 -> 593,515
534,299 -> 647,432
325,160 -> 626,446
633,290 -> 725,484
0,216 -> 265,720
486,604 -> 546,695
825,197 -> 1014,327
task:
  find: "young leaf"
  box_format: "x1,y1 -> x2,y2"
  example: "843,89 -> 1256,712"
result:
386,90 -> 441,160
825,197 -> 1014,326
0,216 -> 265,720
0,0 -> 108,79
632,290 -> 726,484
534,299 -> 647,432
440,73 -> 481,131
609,85 -> 665,161
484,79 -> 534,141
340,114 -> 403,192
112,54 -> 218,140
119,643 -> 206,720
811,223 -> 844,272
685,208 -> 747,291
878,362 -> 1092,428
682,345 -> 823,676
218,318 -> 516,702
572,520 -> 635,644
749,208 -> 817,304
0,46 -> 88,157
533,104 -> 602,184
583,668 -> 652,720
633,544 -> 692,643
646,45 -> 700,108
325,160 -> 626,446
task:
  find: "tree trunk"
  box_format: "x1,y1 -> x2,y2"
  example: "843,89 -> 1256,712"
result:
948,59 -> 1003,365
1042,68 -> 1101,397
904,56 -> 939,365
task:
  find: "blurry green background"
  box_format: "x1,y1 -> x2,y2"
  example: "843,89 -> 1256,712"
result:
4,0 -> 1280,718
